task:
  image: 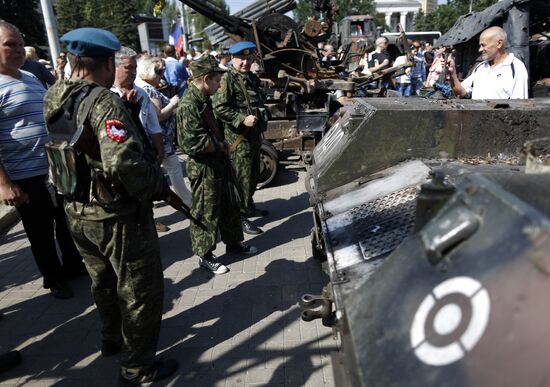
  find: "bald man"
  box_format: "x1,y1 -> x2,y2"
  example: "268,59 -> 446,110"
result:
447,26 -> 528,99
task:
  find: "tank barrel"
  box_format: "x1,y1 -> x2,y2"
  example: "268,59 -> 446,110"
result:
179,0 -> 250,38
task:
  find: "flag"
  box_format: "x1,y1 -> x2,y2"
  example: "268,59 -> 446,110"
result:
169,22 -> 184,56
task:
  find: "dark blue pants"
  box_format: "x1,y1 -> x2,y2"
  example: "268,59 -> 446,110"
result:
14,175 -> 83,287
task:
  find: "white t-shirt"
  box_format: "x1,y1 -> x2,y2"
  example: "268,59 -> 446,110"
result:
461,53 -> 528,99
394,55 -> 410,84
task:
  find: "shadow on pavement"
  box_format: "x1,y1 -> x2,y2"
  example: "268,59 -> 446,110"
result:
259,167 -> 300,190
157,257 -> 333,386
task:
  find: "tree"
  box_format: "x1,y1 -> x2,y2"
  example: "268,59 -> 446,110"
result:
334,0 -> 375,21
414,0 -> 498,34
0,0 -> 46,48
293,1 -> 315,24
54,0 -> 139,49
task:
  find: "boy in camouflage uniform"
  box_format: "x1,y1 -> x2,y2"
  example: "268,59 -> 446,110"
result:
43,28 -> 178,385
212,41 -> 268,235
177,56 -> 258,274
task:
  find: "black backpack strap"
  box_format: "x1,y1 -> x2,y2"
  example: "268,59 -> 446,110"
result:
510,61 -> 515,79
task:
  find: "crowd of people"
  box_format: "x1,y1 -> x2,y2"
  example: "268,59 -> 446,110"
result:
0,17 -> 529,384
318,36 -> 438,96
317,29 -> 527,100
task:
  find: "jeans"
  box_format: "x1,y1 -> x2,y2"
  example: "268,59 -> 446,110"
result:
397,83 -> 411,97
410,77 -> 424,96
162,154 -> 192,206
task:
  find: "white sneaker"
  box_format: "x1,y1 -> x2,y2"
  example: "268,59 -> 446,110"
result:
199,257 -> 229,274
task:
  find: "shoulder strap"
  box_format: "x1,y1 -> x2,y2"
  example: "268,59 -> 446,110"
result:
78,86 -> 104,126
510,61 -> 515,79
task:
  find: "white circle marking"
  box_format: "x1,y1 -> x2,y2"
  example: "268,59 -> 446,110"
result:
410,276 -> 491,367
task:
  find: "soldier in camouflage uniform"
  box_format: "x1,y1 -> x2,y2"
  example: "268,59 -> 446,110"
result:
212,41 -> 269,235
177,56 -> 258,274
42,28 -> 178,385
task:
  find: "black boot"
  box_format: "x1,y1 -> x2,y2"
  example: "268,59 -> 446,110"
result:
241,216 -> 263,235
119,359 -> 179,385
47,281 -> 74,299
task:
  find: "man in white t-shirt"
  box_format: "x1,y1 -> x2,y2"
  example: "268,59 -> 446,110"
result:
447,26 -> 528,99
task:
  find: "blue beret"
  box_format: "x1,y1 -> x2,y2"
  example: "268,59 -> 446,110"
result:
229,41 -> 256,56
61,28 -> 121,57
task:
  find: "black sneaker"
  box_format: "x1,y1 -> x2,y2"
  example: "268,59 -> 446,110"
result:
0,351 -> 21,373
226,242 -> 258,255
118,359 -> 179,385
101,339 -> 122,357
199,255 -> 229,274
49,281 -> 74,299
241,216 -> 263,235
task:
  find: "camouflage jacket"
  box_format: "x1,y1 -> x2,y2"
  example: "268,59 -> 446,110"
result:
212,67 -> 266,139
176,83 -> 219,158
44,80 -> 166,220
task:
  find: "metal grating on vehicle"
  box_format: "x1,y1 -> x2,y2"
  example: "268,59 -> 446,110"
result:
345,187 -> 418,260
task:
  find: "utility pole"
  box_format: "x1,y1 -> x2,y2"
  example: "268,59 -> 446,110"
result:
39,0 -> 61,61
178,1 -> 189,52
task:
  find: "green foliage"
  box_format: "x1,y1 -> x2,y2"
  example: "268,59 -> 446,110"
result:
293,1 -> 315,24
54,0 -> 139,49
414,0 -> 498,34
294,0 -> 376,24
334,0 -> 376,20
0,0 -> 46,47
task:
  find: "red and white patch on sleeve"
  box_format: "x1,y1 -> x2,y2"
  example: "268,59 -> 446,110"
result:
105,119 -> 128,143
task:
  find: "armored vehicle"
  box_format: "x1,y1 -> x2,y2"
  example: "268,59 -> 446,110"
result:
303,97 -> 550,385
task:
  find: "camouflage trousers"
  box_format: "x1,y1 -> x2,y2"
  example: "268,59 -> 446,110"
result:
187,159 -> 243,257
231,133 -> 261,216
66,204 -> 163,372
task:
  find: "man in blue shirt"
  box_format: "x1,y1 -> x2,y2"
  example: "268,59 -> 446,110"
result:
163,44 -> 188,96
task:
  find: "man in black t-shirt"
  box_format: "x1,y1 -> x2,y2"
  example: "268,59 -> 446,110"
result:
367,37 -> 392,90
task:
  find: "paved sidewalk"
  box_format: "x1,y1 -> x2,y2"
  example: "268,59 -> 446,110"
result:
0,168 -> 337,386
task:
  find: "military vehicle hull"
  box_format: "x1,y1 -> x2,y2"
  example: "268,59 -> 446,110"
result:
303,98 -> 550,386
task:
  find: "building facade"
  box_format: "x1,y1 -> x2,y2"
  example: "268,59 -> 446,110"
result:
376,0 -> 437,32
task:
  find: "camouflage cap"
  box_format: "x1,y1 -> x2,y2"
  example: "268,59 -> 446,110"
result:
190,55 -> 227,78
